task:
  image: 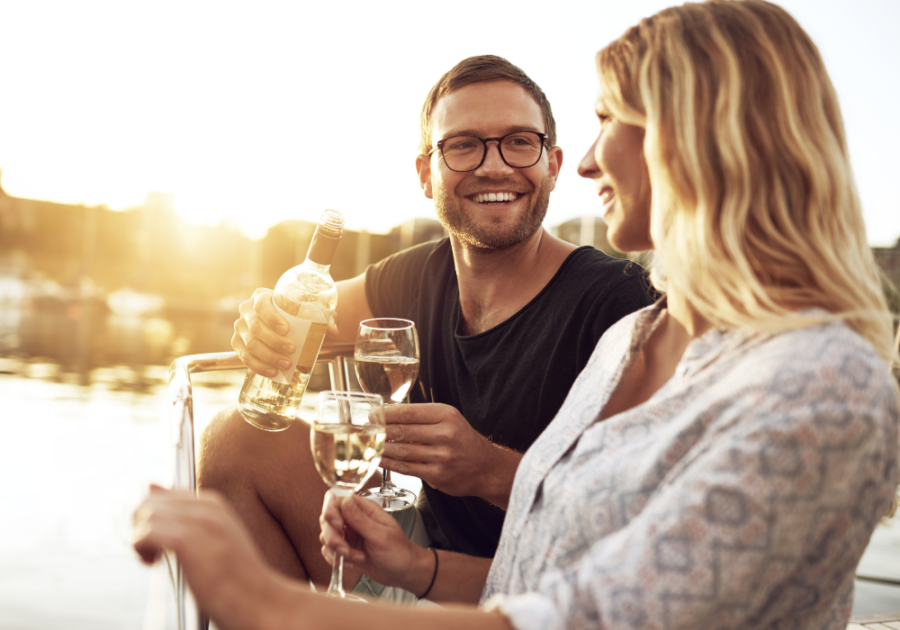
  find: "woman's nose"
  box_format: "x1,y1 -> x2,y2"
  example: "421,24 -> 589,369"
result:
577,137 -> 601,179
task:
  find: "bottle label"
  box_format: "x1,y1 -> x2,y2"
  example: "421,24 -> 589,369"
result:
272,302 -> 329,386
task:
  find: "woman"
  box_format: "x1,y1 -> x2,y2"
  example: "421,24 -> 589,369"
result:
133,1 -> 899,628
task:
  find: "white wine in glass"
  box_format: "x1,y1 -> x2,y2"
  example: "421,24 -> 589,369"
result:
354,318 -> 419,511
310,391 -> 386,601
353,356 -> 419,404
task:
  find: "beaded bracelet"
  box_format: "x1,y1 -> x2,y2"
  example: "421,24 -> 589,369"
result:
419,547 -> 439,600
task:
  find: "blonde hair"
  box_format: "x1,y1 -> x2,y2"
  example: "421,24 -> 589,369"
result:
598,0 -> 898,367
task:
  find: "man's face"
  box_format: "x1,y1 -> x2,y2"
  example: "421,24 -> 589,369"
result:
416,81 -> 562,251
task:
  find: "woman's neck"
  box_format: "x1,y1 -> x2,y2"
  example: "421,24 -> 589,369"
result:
665,289 -> 714,340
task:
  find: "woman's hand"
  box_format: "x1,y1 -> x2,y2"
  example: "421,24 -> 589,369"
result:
319,492 -> 433,594
133,485 -> 289,627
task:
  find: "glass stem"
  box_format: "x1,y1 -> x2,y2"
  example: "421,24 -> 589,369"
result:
327,551 -> 347,597
381,468 -> 394,492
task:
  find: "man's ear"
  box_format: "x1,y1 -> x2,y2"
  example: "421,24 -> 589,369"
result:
546,146 -> 563,193
415,154 -> 434,200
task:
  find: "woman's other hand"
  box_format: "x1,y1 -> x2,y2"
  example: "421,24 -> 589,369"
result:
133,485 -> 288,626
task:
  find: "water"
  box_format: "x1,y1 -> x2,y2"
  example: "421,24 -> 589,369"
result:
0,360 -> 898,627
0,360 -> 242,629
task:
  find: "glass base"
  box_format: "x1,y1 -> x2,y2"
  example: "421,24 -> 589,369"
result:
322,591 -> 368,602
357,487 -> 417,512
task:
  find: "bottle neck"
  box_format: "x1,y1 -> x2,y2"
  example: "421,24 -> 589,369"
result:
301,258 -> 331,274
306,226 -> 340,266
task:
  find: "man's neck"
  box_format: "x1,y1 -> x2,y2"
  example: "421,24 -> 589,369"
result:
449,228 -> 577,336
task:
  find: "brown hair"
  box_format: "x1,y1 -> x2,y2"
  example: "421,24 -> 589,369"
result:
419,55 -> 557,155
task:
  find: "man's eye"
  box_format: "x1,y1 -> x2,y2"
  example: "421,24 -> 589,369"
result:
504,134 -> 539,147
446,140 -> 477,151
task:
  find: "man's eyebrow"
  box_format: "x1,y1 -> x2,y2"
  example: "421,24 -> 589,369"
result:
438,125 -> 544,139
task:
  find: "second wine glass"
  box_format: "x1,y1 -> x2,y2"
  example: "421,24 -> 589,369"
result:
310,390 -> 386,601
354,318 -> 419,511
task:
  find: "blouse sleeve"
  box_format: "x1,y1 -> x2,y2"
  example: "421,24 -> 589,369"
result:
485,349 -> 899,630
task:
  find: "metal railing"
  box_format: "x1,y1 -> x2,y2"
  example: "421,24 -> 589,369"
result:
167,345 -> 355,630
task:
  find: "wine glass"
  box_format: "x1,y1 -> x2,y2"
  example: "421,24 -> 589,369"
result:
353,318 -> 419,511
310,390 -> 386,601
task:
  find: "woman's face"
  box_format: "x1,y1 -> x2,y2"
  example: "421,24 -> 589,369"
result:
577,91 -> 652,253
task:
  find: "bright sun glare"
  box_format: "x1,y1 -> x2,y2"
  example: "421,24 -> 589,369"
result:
0,0 -> 898,243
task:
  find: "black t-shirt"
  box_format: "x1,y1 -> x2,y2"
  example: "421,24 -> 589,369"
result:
365,238 -> 654,557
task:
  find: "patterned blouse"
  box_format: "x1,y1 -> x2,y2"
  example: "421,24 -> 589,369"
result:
482,303 -> 899,630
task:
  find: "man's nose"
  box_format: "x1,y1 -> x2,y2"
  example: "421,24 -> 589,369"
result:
474,141 -> 514,177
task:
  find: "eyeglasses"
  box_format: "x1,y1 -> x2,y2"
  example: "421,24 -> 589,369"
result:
428,131 -> 549,173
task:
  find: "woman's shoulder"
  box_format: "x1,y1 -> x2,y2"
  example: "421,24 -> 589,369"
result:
742,320 -> 890,384
710,320 -> 899,427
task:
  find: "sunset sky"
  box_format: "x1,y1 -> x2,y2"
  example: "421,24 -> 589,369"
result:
1,0 -> 898,243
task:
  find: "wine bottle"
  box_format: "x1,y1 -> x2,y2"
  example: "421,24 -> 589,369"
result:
238,209 -> 344,431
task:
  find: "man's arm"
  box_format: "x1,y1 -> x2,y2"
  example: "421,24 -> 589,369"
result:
231,273 -> 373,377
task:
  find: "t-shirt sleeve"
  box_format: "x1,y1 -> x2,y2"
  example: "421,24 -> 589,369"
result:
484,349 -> 899,630
572,260 -> 656,371
587,270 -> 656,344
364,240 -> 442,318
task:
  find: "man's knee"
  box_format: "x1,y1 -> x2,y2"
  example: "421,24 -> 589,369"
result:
198,407 -> 315,492
198,405 -> 251,490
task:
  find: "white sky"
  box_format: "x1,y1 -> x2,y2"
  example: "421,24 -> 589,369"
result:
0,0 -> 898,243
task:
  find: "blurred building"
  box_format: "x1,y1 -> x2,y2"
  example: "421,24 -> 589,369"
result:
553,215 -> 615,255
874,238 -> 900,283
873,238 -> 900,313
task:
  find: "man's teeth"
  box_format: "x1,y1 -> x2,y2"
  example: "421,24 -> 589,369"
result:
600,190 -> 613,203
474,192 -> 518,203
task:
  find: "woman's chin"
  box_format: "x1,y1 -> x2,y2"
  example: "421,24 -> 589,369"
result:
607,232 -> 650,255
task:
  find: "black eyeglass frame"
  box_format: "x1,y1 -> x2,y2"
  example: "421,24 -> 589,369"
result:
427,131 -> 550,173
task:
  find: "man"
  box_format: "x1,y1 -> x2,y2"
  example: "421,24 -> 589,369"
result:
201,54 -> 652,602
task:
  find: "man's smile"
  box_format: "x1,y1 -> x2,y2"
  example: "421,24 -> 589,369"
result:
469,191 -> 521,204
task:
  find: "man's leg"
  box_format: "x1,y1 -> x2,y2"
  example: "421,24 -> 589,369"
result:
198,405 -> 362,586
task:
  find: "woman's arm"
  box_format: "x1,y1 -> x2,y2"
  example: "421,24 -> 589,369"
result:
133,487 -> 507,630
270,579 -> 513,630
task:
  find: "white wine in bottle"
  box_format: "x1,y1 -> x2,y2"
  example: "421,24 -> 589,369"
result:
238,209 -> 344,431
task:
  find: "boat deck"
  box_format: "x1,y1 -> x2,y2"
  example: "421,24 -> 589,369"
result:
849,613 -> 900,629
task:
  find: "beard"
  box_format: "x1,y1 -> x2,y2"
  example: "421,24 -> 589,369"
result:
433,176 -> 551,251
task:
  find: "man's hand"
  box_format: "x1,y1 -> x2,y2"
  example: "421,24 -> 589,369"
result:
232,288 -> 340,377
381,404 -> 522,509
133,485 -> 289,627
319,492 -> 433,594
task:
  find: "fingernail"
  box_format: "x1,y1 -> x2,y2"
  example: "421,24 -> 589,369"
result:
351,551 -> 365,563
278,359 -> 291,369
282,343 -> 295,353
277,324 -> 288,335
266,368 -> 278,377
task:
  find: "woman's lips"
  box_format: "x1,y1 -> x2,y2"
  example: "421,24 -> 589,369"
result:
600,188 -> 616,215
